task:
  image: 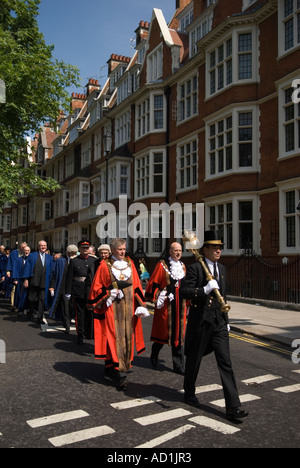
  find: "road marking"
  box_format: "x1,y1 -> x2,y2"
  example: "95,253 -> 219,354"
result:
27,410 -> 89,428
134,408 -> 192,426
40,322 -> 76,333
210,393 -> 260,408
135,424 -> 196,448
274,384 -> 300,393
180,384 -> 222,394
189,415 -> 241,435
111,396 -> 161,410
292,370 -> 300,374
48,425 -> 115,447
242,374 -> 282,385
229,333 -> 292,356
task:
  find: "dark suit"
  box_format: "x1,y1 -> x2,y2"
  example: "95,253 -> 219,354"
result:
23,252 -> 54,320
65,254 -> 96,340
180,259 -> 241,409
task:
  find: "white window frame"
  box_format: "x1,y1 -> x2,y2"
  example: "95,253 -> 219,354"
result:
135,93 -> 166,139
135,150 -> 166,200
278,0 -> 300,57
205,105 -> 259,180
80,181 -> 90,209
81,141 -> 91,168
147,44 -> 163,83
206,25 -> 258,99
176,138 -> 198,193
177,73 -> 198,124
278,179 -> 300,255
278,75 -> 300,160
205,194 -> 260,255
115,110 -> 131,148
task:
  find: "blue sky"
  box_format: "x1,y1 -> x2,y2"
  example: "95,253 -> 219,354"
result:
37,0 -> 176,95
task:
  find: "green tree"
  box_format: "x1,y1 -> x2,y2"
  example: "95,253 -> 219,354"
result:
0,0 -> 80,207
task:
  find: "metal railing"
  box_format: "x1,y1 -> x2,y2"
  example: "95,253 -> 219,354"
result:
225,253 -> 300,304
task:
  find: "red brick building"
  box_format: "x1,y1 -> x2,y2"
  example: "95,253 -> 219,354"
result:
1,0 -> 299,275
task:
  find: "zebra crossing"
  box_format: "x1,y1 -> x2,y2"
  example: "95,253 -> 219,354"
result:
4,370 -> 295,448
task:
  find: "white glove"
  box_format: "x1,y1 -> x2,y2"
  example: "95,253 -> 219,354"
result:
65,294 -> 71,300
135,307 -> 150,318
156,290 -> 167,309
168,293 -> 174,302
106,289 -> 124,307
227,324 -> 230,332
204,279 -> 219,295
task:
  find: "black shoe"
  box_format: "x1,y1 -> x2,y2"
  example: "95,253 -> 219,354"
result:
150,354 -> 158,368
184,395 -> 201,409
64,328 -> 70,334
173,368 -> 185,375
226,407 -> 249,420
37,317 -> 45,325
117,376 -> 128,391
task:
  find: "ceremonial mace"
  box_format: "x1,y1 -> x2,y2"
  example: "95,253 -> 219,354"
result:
182,230 -> 231,313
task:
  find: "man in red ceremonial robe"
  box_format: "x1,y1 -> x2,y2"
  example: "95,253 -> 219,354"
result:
88,238 -> 148,390
145,242 -> 187,375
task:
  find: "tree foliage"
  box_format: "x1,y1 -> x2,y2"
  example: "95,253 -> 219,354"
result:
0,0 -> 80,207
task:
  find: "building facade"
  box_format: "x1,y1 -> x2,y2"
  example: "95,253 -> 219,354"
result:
1,0 -> 299,272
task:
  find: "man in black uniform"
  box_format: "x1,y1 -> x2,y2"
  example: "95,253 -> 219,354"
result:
65,240 -> 96,344
180,230 -> 249,421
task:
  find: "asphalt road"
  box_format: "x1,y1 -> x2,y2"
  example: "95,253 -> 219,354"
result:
0,298 -> 299,452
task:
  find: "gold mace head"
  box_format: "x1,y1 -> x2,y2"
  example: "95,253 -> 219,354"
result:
182,229 -> 201,250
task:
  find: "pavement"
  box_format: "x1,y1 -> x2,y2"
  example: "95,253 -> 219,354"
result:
227,297 -> 300,347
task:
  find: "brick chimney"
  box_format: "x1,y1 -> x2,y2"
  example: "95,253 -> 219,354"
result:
176,0 -> 192,9
71,92 -> 86,111
107,54 -> 131,75
86,78 -> 101,96
135,20 -> 149,47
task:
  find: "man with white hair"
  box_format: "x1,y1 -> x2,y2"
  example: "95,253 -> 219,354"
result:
88,238 -> 148,390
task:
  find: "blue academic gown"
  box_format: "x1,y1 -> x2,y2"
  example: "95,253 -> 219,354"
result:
49,257 -> 67,319
12,255 -> 29,310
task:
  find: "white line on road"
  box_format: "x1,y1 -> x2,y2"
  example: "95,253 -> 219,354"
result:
274,384 -> 300,393
210,393 -> 261,408
180,384 -> 222,394
48,425 -> 115,447
135,424 -> 196,448
111,396 -> 161,410
27,410 -> 89,428
134,408 -> 192,426
242,374 -> 282,385
189,416 -> 241,435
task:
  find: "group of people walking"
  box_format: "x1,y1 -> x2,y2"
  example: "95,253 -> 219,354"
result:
0,231 -> 249,421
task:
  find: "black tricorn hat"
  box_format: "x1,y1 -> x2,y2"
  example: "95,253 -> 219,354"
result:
78,240 -> 91,247
202,230 -> 224,246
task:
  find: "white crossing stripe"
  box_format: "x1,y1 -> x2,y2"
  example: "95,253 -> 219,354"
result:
210,393 -> 260,408
292,370 -> 300,374
242,374 -> 282,385
189,416 -> 241,435
135,424 -> 196,448
180,384 -> 222,394
134,408 -> 192,426
274,384 -> 300,393
48,425 -> 115,447
27,410 -> 89,428
196,384 -> 223,393
111,396 -> 161,410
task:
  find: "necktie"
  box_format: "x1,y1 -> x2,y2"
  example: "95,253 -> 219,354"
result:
41,253 -> 45,266
213,262 -> 219,283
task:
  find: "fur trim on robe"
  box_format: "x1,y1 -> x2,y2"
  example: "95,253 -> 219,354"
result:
88,257 -> 146,372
